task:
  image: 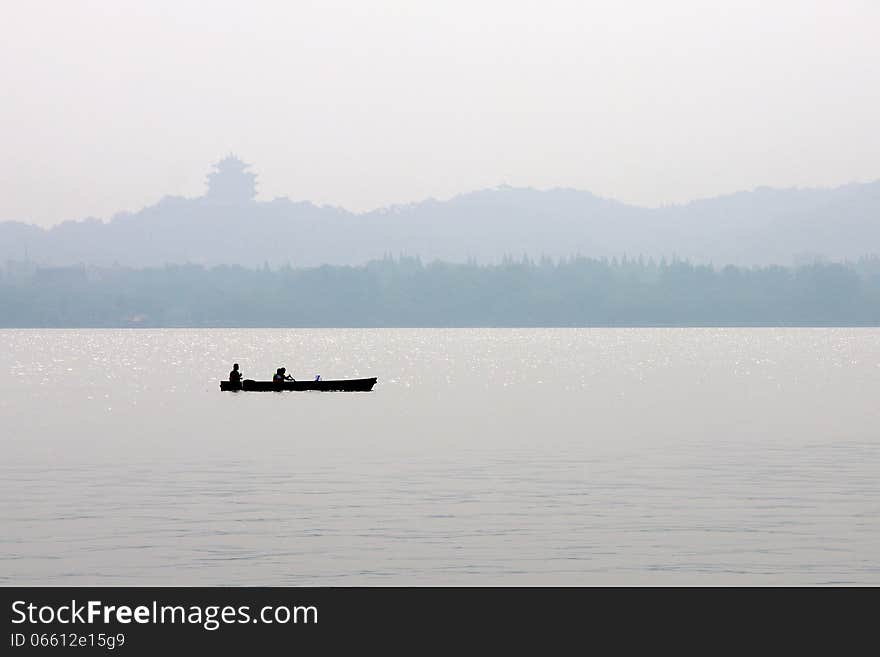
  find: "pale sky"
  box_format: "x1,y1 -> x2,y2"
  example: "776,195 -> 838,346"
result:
2,0 -> 879,226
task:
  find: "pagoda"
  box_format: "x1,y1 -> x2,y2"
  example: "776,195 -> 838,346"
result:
205,154 -> 257,203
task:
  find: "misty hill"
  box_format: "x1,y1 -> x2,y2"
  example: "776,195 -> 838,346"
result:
2,157 -> 879,267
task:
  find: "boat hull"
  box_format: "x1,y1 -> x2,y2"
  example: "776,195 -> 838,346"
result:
220,378 -> 377,392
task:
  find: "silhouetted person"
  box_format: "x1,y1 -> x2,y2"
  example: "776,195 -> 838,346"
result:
273,367 -> 294,383
229,363 -> 242,385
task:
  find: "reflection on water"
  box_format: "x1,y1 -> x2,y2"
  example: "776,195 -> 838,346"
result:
1,328 -> 879,584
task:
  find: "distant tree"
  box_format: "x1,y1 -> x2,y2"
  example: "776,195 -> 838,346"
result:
2,257 -> 879,327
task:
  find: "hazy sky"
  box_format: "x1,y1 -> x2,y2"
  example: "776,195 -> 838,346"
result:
2,0 -> 879,226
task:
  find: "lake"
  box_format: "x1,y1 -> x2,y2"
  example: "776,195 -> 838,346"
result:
2,328 -> 879,584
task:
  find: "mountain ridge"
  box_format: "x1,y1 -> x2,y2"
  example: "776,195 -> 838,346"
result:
2,172 -> 879,267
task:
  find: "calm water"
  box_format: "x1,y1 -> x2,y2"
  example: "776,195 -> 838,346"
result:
2,328 -> 879,585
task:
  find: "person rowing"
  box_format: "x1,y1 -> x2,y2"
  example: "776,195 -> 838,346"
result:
229,363 -> 242,385
273,367 -> 294,383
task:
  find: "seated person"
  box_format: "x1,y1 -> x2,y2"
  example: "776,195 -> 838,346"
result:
273,367 -> 294,383
229,363 -> 242,385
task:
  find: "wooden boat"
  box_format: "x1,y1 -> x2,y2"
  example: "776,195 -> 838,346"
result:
220,377 -> 377,392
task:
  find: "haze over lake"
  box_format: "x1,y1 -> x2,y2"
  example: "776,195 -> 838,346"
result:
3,328 -> 878,585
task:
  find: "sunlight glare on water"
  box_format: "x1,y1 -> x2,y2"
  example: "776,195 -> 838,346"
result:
1,328 -> 879,584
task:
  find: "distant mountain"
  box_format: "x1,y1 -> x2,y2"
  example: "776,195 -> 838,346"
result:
2,158 -> 878,267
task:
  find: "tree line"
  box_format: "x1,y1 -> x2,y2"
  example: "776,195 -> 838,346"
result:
2,255 -> 879,327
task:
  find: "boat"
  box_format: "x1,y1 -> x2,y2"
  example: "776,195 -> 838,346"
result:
220,377 -> 377,392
